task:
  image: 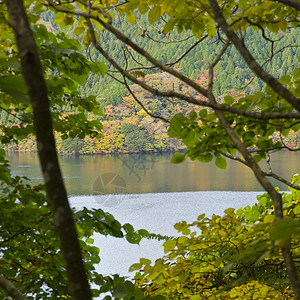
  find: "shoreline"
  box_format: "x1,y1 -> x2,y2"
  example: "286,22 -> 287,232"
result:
4,148 -> 180,156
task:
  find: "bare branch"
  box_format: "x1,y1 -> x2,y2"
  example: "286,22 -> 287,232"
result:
47,2 -> 209,97
209,0 -> 300,112
168,35 -> 208,66
208,40 -> 230,92
124,78 -> 169,123
0,276 -> 27,300
87,18 -> 300,120
106,71 -> 126,85
220,151 -> 300,190
273,0 -> 300,10
125,35 -> 208,72
0,106 -> 26,123
48,4 -> 300,121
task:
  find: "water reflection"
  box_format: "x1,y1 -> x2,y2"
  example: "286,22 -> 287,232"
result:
6,151 -> 300,195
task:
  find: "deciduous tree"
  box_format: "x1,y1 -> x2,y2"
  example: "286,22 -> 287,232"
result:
45,0 -> 300,297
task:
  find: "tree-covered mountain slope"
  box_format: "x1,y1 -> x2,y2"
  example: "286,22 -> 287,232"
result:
2,10 -> 300,154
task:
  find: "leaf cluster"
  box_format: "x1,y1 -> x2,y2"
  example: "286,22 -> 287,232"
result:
131,182 -> 300,299
0,11 -> 104,144
169,66 -> 300,169
0,150 -> 159,299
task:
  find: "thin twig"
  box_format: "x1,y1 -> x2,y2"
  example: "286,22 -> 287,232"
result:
209,0 -> 300,112
219,151 -> 300,190
124,77 -> 169,123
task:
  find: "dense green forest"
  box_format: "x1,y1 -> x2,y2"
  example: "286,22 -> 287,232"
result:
1,11 -> 300,155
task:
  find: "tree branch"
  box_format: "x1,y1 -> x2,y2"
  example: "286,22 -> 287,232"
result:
0,276 -> 27,300
219,151 -> 300,190
112,35 -> 208,73
0,106 -> 26,123
87,18 -> 300,120
124,77 -> 169,123
208,40 -> 230,93
209,0 -> 300,112
273,0 -> 300,10
48,3 -> 300,121
47,1 -> 209,98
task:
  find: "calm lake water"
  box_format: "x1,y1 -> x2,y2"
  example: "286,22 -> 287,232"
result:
6,151 -> 300,194
6,151 -> 300,278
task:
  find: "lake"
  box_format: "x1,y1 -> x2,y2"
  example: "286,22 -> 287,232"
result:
6,151 -> 300,278
6,150 -> 300,195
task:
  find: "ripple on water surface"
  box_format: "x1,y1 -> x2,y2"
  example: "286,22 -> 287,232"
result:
70,191 -> 261,277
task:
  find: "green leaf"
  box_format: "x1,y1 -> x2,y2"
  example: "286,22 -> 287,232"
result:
86,237 -> 94,244
281,128 -> 290,137
129,263 -> 142,272
164,18 -> 176,33
199,109 -> 207,119
293,68 -> 300,79
182,228 -> 191,235
125,0 -> 140,12
268,22 -> 279,33
171,153 -> 186,164
243,131 -> 255,141
113,285 -> 127,298
279,75 -> 291,85
189,111 -> 197,119
140,258 -> 151,265
293,205 -> 300,215
270,218 -> 300,240
137,229 -> 149,237
215,156 -> 227,169
0,75 -> 30,104
224,208 -> 235,215
129,70 -> 146,78
74,24 -> 85,36
206,21 -> 216,37
182,131 -> 196,147
126,233 -> 142,244
292,123 -> 300,132
197,153 -> 213,163
224,96 -> 234,105
148,6 -> 162,25
126,12 -> 137,24
139,3 -> 149,14
163,239 -> 177,253
264,215 -> 275,224
93,61 -> 107,76
54,12 -> 65,24
0,149 -> 6,159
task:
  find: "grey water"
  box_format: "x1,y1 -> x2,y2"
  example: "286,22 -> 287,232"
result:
70,191 -> 261,277
6,151 -> 300,277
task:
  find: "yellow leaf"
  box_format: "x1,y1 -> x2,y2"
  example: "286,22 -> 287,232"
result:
127,12 -> 137,24
190,295 -> 201,300
74,25 -> 84,36
263,214 -> 274,223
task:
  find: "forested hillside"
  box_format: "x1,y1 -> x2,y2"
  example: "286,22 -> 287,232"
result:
2,11 -> 300,154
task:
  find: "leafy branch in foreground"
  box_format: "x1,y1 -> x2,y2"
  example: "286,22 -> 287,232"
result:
131,180 -> 300,299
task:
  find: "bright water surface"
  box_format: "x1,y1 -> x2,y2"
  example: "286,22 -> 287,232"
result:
7,151 -> 300,277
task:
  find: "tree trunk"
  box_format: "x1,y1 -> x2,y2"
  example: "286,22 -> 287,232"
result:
4,1 -> 93,299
